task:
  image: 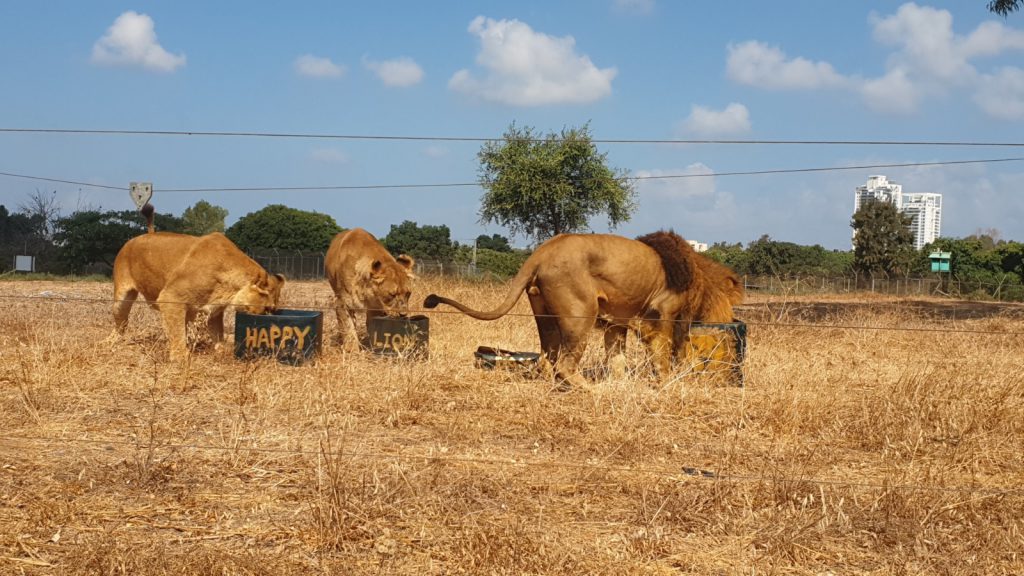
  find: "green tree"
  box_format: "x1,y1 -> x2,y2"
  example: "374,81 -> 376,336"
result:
851,200 -> 915,276
383,220 -> 455,262
52,209 -> 182,273
475,233 -> 512,252
705,242 -> 750,275
477,122 -> 636,244
988,0 -> 1020,16
182,200 -> 228,235
225,204 -> 341,252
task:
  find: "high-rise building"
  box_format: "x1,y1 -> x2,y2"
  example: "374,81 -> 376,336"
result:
902,193 -> 942,250
852,175 -> 942,250
854,175 -> 903,211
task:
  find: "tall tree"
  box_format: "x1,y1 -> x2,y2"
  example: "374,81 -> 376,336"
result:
383,220 -> 456,262
225,204 -> 341,252
181,200 -> 228,235
477,122 -> 636,244
851,200 -> 915,276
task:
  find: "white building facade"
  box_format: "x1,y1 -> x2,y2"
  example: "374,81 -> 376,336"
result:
902,193 -> 942,250
852,175 -> 942,250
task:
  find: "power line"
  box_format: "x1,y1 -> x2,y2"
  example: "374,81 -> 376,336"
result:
0,171 -> 124,191
2,157 -> 1023,194
2,127 -> 1024,147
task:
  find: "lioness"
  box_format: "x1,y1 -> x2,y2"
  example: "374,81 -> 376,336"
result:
424,231 -> 742,389
112,231 -> 285,360
324,228 -> 415,350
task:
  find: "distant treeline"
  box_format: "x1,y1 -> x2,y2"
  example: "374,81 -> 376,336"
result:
706,234 -> 1024,292
3,199 -> 1021,298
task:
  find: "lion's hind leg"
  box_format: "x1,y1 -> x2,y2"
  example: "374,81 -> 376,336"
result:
528,291 -> 561,369
112,285 -> 138,335
548,299 -> 597,391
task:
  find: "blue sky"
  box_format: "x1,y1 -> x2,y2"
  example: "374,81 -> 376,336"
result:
1,1 -> 1022,250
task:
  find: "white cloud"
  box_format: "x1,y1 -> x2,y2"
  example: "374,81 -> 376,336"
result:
726,41 -> 847,90
362,56 -> 424,87
613,0 -> 654,14
91,11 -> 185,72
449,16 -> 617,106
294,54 -> 345,78
860,68 -> 920,114
868,3 -> 1024,114
632,164 -> 717,199
680,103 -> 751,136
871,3 -> 973,83
727,4 -> 1024,119
310,148 -> 350,165
975,67 -> 1024,120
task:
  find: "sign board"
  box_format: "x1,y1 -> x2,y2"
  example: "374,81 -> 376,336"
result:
129,182 -> 153,210
369,315 -> 429,359
680,320 -> 747,386
14,255 -> 35,272
234,309 -> 323,365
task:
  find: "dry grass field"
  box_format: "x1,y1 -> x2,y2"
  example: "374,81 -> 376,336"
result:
1,277 -> 1023,575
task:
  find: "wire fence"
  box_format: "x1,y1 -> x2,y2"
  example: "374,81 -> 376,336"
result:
236,256 -> 1024,303
743,274 -> 1024,302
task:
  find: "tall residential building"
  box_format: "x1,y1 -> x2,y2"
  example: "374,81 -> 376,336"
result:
851,175 -> 942,250
902,193 -> 942,250
854,175 -> 902,211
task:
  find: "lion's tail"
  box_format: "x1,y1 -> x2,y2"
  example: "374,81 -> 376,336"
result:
140,203 -> 155,234
422,257 -> 538,321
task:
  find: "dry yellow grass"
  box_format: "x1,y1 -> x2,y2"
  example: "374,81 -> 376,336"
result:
1,277 -> 1023,575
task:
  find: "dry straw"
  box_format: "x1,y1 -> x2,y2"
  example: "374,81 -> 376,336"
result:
1,277 -> 1023,574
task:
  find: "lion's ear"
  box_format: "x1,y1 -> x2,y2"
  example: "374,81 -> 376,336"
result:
396,254 -> 416,279
273,273 -> 286,286
370,260 -> 386,282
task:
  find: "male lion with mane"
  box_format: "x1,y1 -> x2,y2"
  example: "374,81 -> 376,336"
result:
325,228 -> 415,350
424,230 -> 743,389
112,225 -> 286,361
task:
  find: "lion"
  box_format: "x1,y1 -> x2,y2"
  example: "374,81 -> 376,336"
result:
324,228 -> 416,351
423,231 -> 743,389
112,229 -> 286,361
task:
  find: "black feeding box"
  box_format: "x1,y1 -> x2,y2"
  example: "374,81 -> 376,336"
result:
473,346 -> 541,371
368,315 -> 429,359
234,308 -> 323,365
681,319 -> 747,386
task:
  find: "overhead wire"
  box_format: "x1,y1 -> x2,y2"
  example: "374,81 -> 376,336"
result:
2,157 -> 1024,194
2,127 -> 1024,147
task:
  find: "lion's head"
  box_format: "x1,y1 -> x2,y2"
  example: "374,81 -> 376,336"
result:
366,254 -> 416,316
234,272 -> 287,315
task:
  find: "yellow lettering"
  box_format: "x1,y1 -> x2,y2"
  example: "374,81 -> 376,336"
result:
245,327 -> 259,349
280,326 -> 294,348
294,325 -> 311,350
256,328 -> 270,348
391,333 -> 405,351
269,325 -> 282,349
